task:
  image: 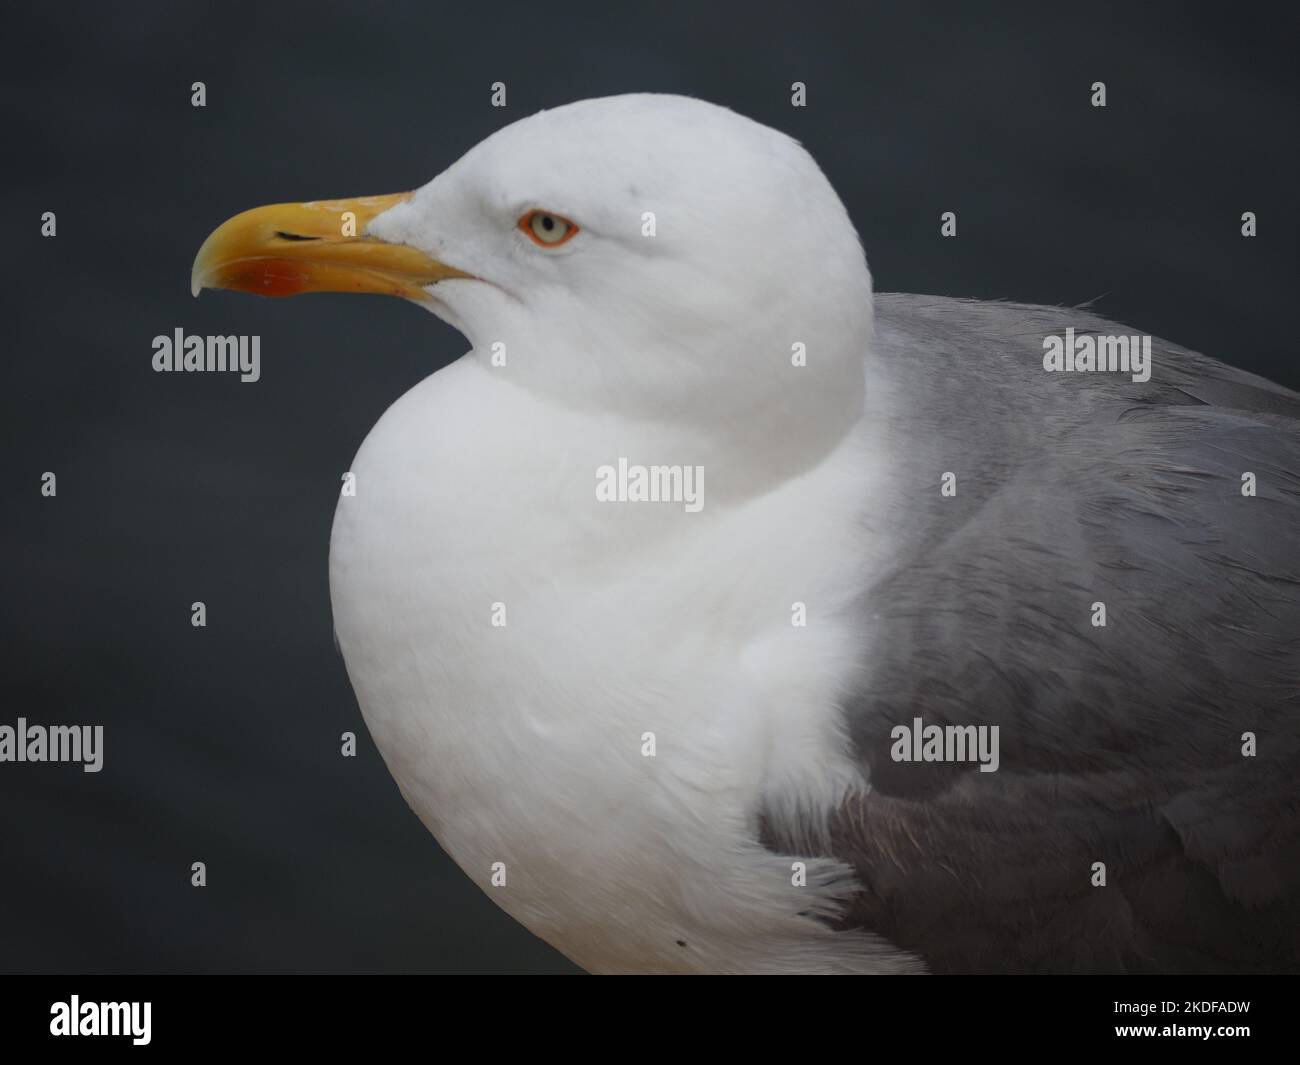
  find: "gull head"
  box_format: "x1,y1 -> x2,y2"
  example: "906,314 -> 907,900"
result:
193,94 -> 871,438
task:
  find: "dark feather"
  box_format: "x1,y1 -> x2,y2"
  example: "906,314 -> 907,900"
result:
764,294 -> 1300,973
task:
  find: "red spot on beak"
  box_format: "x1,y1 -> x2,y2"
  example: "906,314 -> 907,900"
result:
222,259 -> 311,297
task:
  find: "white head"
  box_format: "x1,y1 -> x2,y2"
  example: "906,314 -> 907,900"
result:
194,94 -> 872,471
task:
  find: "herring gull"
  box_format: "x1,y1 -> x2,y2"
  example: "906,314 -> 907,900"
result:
191,93 -> 1300,974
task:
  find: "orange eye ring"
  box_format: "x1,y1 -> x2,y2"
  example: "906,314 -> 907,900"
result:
519,209 -> 579,247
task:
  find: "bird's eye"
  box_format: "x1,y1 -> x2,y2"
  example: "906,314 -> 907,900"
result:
520,210 -> 578,247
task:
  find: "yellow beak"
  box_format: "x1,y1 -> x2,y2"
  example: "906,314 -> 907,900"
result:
190,192 -> 469,300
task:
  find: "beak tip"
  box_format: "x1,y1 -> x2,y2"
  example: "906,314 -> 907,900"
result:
190,257 -> 210,298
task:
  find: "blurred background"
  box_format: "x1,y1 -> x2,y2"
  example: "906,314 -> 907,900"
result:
2,0 -> 1296,973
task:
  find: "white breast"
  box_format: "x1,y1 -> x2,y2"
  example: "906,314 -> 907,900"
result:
328,355 -> 919,973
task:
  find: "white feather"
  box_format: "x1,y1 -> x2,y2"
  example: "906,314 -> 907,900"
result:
330,94 -> 920,973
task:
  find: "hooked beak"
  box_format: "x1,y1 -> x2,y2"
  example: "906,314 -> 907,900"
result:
190,192 -> 470,300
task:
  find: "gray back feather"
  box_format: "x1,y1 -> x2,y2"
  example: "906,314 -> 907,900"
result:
764,294 -> 1300,973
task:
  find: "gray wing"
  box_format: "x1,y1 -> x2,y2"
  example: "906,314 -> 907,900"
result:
767,294 -> 1300,973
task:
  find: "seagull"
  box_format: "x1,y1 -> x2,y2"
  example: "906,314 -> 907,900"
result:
192,93 -> 1300,974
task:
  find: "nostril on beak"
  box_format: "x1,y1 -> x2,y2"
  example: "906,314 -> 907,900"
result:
275,231 -> 321,242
